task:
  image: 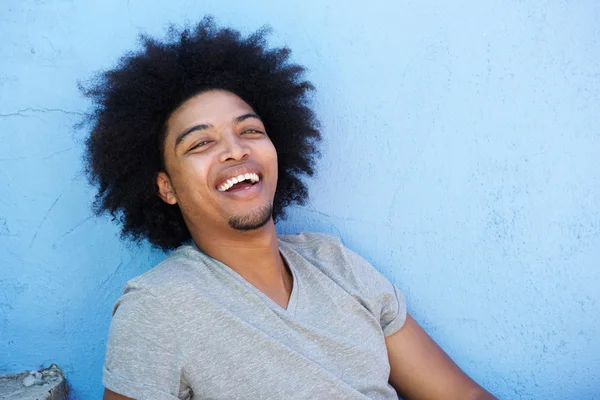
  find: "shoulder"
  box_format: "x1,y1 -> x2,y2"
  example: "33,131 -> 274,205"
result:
279,232 -> 407,335
278,231 -> 346,257
113,243 -> 209,313
279,231 -> 401,298
278,232 -> 360,278
278,231 -> 367,287
127,244 -> 199,286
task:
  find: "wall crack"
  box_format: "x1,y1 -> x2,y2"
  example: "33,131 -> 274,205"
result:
0,107 -> 87,118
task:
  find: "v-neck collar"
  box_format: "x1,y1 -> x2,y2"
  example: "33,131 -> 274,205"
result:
189,239 -> 299,316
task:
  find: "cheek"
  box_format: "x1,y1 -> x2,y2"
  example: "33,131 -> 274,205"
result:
171,159 -> 212,196
264,140 -> 278,169
267,145 -> 279,187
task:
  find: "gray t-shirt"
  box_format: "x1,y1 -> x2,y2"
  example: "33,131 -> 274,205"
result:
103,232 -> 407,399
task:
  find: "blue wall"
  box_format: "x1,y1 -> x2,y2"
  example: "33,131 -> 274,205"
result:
1,1 -> 599,398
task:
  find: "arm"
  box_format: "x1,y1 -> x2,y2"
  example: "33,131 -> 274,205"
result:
102,285 -> 183,399
385,314 -> 497,400
103,389 -> 133,400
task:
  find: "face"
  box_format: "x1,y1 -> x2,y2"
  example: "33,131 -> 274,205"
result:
157,90 -> 278,233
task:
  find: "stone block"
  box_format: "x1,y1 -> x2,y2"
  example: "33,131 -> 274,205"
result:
0,364 -> 67,400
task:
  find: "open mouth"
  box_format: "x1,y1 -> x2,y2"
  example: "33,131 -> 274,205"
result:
217,172 -> 261,192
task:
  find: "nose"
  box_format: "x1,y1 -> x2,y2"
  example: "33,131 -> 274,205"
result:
219,130 -> 250,162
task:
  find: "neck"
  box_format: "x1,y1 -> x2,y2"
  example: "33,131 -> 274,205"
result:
189,218 -> 285,285
187,217 -> 293,309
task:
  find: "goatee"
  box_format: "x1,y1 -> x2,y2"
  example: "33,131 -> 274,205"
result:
228,204 -> 273,231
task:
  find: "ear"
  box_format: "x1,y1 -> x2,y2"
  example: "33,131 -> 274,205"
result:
156,171 -> 178,205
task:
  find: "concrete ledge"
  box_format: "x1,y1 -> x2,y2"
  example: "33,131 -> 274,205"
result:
0,364 -> 67,400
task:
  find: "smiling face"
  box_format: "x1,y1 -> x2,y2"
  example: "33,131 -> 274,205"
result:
157,90 -> 278,234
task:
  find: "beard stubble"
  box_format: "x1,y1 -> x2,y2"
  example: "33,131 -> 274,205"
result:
227,203 -> 273,231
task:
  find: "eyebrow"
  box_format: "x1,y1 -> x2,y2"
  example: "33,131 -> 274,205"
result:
234,113 -> 261,124
174,124 -> 212,151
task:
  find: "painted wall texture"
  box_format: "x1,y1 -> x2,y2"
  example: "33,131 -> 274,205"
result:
1,0 -> 599,399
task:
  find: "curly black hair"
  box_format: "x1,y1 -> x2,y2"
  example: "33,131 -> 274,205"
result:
81,17 -> 321,251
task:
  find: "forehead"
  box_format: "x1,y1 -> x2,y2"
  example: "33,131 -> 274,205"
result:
166,90 -> 256,137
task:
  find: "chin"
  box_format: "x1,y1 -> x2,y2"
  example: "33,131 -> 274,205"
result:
227,203 -> 273,231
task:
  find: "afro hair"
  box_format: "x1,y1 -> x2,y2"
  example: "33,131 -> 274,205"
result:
81,17 -> 321,251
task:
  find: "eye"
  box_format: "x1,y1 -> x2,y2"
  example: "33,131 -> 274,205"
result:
188,140 -> 212,152
242,128 -> 264,135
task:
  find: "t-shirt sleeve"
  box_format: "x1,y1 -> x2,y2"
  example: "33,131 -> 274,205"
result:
103,282 -> 187,400
341,243 -> 408,337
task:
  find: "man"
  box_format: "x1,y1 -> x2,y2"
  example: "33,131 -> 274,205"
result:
83,18 -> 496,399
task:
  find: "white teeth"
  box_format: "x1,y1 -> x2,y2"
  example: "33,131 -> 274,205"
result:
217,172 -> 261,192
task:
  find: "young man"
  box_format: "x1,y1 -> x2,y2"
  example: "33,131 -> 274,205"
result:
84,18 -> 496,400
